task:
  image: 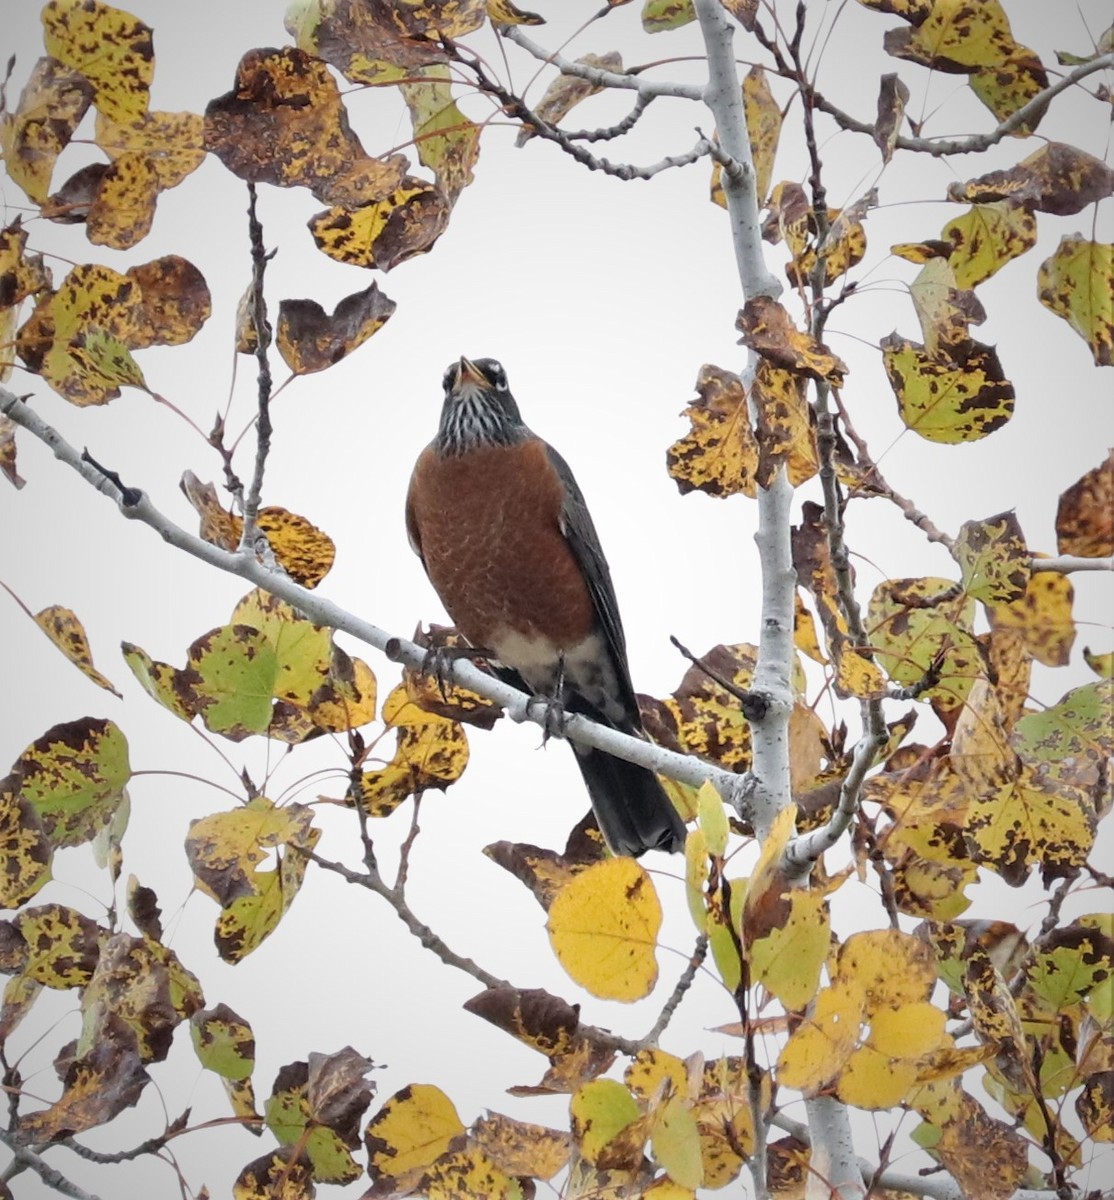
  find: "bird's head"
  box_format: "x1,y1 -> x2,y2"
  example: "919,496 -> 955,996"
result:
436,356 -> 526,454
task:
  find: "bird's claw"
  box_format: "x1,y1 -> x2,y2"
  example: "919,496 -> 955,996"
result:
526,691 -> 568,745
421,643 -> 489,701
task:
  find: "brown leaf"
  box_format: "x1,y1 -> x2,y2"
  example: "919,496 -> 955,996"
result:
233,1148 -> 316,1200
751,359 -> 818,488
126,256 -> 212,348
203,48 -> 407,207
276,284 -> 396,375
484,839 -> 600,910
0,56 -> 93,204
948,143 -> 1114,217
1056,450 -> 1114,558
737,297 -> 848,383
126,875 -> 163,941
306,1047 -> 377,1145
874,73 -> 909,163
0,220 -> 52,310
517,52 -> 623,146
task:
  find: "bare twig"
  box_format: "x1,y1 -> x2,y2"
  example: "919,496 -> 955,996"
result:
0,1128 -> 103,1200
561,92 -> 656,141
811,53 -> 1114,158
639,933 -> 709,1046
1030,555 -> 1114,573
501,25 -> 704,100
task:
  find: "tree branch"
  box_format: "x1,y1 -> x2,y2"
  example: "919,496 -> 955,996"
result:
811,52 -> 1114,158
1031,554 -> 1113,573
501,25 -> 704,100
0,1128 -> 103,1200
0,387 -> 741,807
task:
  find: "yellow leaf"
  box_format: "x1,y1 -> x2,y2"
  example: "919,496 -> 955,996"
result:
968,47 -> 1048,132
1038,236 -> 1113,367
471,1113 -> 569,1179
547,858 -> 662,1001
30,604 -> 121,696
870,1002 -> 947,1058
881,334 -> 1014,444
569,1078 -> 646,1168
276,284 -> 396,376
42,0 -> 154,124
625,1049 -> 691,1102
952,510 -> 1029,605
777,977 -> 865,1092
889,0 -> 1020,71
742,66 -> 781,205
909,256 -> 986,358
94,109 -> 206,190
942,200 -> 1036,289
1057,450 -> 1114,558
696,781 -> 729,856
651,1095 -> 703,1189
0,56 -> 92,203
83,150 -> 160,249
365,1083 -> 466,1183
486,0 -> 545,24
989,569 -> 1074,667
837,928 -> 937,1012
666,363 -> 758,499
310,179 -> 450,270
642,0 -> 695,33
837,1044 -> 919,1109
399,67 -> 481,204
751,359 -> 818,488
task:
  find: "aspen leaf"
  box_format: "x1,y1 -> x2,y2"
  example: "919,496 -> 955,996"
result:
204,48 -> 406,207
909,256 -> 986,358
191,1004 -> 255,1081
883,0 -> 1020,72
32,604 -> 121,696
639,643 -> 756,772
651,1095 -> 703,1189
777,977 -> 865,1092
399,67 -> 481,204
642,0 -> 695,33
873,73 -> 909,163
837,1044 -> 919,1109
871,1001 -> 947,1058
785,194 -> 874,288
485,839 -> 596,911
737,297 -> 848,383
696,781 -> 729,856
751,359 -> 818,488
1084,648 -> 1114,679
471,1113 -> 570,1179
838,928 -> 937,1011
233,1149 -> 315,1200
42,0 -> 154,124
186,797 -> 319,962
868,577 -> 980,718
0,221 -> 52,310
126,256 -> 211,348
310,179 -> 451,270
0,793 -> 53,908
949,144 -> 1114,216
1037,236 -> 1114,367
0,56 -> 92,203
286,0 -> 434,85
692,1058 -> 767,1185
421,1147 -> 521,1199
1056,450 -> 1114,557
989,569 -> 1074,668
666,363 -> 758,498
11,716 -> 130,848
881,333 -> 1014,443
364,1083 -> 466,1184
547,857 -> 662,1001
83,150 -> 160,248
969,47 -> 1048,131
942,200 -> 1037,288
569,1078 -> 645,1168
17,263 -> 144,405
94,109 -> 206,191
358,683 -> 469,815
230,590 -> 336,705
276,283 -> 396,375
741,66 -> 781,205
516,52 -> 623,146
763,180 -> 810,256
1077,1072 -> 1114,1142
486,0 -> 545,24
1011,679 -> 1113,787
952,511 -> 1029,605
10,904 -> 100,988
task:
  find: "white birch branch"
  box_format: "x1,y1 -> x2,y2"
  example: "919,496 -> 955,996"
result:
0,386 -> 739,804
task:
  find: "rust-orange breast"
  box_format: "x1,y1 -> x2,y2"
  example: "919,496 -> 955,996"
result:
406,438 -> 597,653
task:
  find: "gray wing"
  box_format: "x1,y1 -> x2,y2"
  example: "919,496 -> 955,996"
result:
544,442 -> 642,728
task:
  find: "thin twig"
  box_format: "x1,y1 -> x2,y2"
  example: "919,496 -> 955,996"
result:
238,184 -> 275,555
0,1127 -> 103,1200
639,933 -> 709,1045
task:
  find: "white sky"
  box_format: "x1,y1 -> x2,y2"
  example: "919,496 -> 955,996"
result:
2,1 -> 1112,1196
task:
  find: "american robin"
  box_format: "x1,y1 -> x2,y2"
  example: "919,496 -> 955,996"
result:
406,356 -> 687,856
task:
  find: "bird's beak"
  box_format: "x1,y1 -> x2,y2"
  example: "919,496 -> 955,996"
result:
454,356 -> 488,389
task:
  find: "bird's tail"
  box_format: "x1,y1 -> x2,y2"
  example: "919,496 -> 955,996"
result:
570,743 -> 687,857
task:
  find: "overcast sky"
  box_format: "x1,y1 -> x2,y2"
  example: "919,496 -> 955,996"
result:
2,1 -> 1112,1196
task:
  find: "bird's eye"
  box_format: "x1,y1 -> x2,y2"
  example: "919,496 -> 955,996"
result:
488,363 -> 508,391
442,365 -> 456,391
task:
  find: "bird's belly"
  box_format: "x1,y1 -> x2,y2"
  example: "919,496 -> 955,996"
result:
410,441 -> 598,660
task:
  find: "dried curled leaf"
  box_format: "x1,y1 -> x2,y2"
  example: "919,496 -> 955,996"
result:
276,283 -> 396,375
666,364 -> 758,498
32,604 -> 122,696
737,297 -> 848,383
517,52 -> 623,146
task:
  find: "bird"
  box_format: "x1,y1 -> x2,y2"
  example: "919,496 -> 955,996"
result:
405,356 -> 687,857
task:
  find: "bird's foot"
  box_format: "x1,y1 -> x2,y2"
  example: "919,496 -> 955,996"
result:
526,690 -> 569,745
422,643 -> 496,701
